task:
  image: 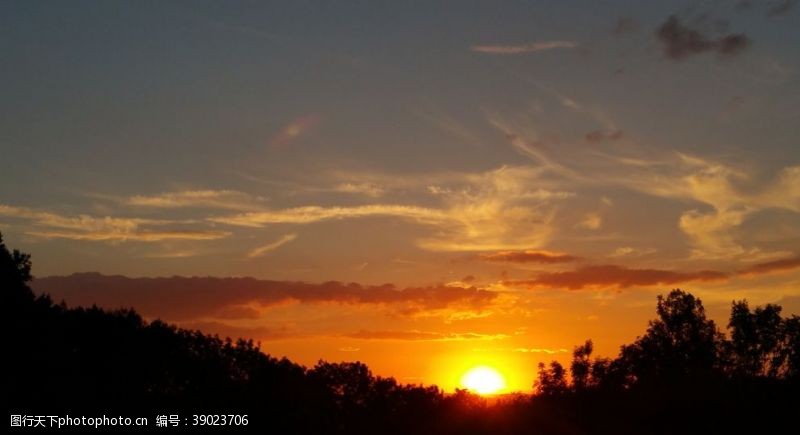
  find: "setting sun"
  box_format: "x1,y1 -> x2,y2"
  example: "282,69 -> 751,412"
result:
3,1 -> 800,433
460,366 -> 507,395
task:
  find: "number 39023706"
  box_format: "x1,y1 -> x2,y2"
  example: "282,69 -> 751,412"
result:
192,415 -> 248,426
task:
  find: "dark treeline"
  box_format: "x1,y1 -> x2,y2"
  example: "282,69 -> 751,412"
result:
3,233 -> 799,434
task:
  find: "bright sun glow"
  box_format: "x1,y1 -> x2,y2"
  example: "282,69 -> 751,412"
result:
460,366 -> 506,395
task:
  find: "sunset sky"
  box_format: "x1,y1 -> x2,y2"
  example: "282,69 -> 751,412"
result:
2,0 -> 799,392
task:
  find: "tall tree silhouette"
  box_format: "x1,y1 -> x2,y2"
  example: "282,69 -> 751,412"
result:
617,289 -> 721,384
1,231 -> 33,304
570,340 -> 593,390
727,300 -> 785,377
534,361 -> 568,396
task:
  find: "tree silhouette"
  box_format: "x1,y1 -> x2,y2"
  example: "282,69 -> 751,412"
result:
782,315 -> 800,378
727,300 -> 784,377
617,289 -> 721,384
570,340 -> 593,390
1,231 -> 33,307
3,233 -> 799,434
534,361 -> 568,396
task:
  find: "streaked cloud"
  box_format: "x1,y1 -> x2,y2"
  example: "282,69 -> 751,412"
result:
417,166 -> 569,251
32,273 -> 499,321
577,213 -> 602,230
333,182 -> 385,197
270,114 -> 320,147
504,265 -> 727,290
414,107 -> 482,146
761,165 -> 800,212
25,230 -> 228,242
488,118 -> 581,180
478,250 -> 576,264
126,190 -> 265,211
247,233 -> 298,258
738,256 -> 800,276
584,129 -> 624,142
618,155 -> 799,260
213,165 -> 573,252
608,247 -> 657,258
210,204 -> 448,227
490,110 -> 798,260
140,249 -> 208,259
0,204 -> 228,242
470,40 -> 577,55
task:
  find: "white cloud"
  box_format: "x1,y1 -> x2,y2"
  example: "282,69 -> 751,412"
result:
210,204 -> 449,227
211,165 -> 572,252
577,213 -> 602,230
247,234 -> 298,258
471,40 -> 577,55
489,109 -> 800,261
333,182 -> 385,197
417,166 -> 568,251
0,204 -> 228,242
126,190 -> 264,211
608,247 -> 657,258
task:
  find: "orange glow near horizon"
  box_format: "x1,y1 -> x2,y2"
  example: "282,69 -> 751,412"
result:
460,366 -> 507,395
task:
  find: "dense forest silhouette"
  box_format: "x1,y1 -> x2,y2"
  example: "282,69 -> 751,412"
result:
3,232 -> 799,434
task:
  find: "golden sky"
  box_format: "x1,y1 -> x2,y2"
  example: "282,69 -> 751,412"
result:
2,1 -> 800,392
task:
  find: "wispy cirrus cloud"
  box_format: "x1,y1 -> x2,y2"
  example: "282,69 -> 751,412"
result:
576,213 -> 603,230
140,249 -> 206,259
608,247 -> 657,258
25,230 -> 227,242
624,157 -> 799,261
760,166 -> 800,212
488,118 -> 581,180
333,182 -> 385,197
584,129 -> 624,143
270,115 -> 320,147
209,204 -> 448,227
490,108 -> 800,261
0,204 -> 229,242
213,165 -> 574,252
478,250 -> 576,264
470,40 -> 577,55
417,167 -> 568,252
625,157 -> 798,260
247,233 -> 298,258
126,190 -> 265,211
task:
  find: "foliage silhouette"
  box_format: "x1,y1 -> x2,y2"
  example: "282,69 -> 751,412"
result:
3,232 -> 799,434
534,361 -> 568,396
